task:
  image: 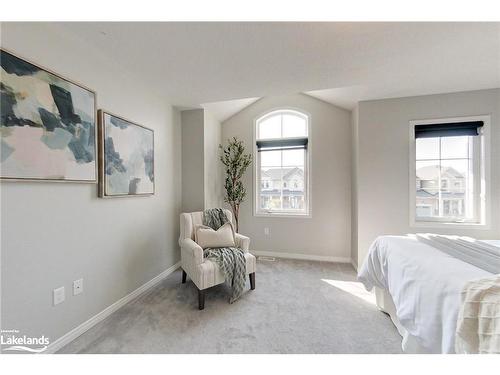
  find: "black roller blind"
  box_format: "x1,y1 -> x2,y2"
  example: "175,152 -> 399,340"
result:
415,121 -> 483,139
256,137 -> 308,152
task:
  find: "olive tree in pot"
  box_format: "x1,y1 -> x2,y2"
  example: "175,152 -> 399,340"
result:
219,137 -> 252,233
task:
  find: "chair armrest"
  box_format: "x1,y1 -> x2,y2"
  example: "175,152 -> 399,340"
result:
235,233 -> 250,252
180,238 -> 204,265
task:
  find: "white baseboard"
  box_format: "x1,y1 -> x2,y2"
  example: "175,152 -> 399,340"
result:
45,261 -> 181,354
252,250 -> 351,263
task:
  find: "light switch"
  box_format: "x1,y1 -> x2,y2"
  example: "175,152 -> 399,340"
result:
264,227 -> 270,235
53,286 -> 65,306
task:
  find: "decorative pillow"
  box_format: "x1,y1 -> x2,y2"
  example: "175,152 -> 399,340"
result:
195,222 -> 235,249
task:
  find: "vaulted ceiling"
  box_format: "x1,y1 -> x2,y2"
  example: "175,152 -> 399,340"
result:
53,22 -> 500,120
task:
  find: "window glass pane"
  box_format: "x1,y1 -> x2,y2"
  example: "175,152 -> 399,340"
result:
262,193 -> 283,210
416,160 -> 440,189
441,159 -> 468,182
260,150 -> 281,167
260,167 -> 282,187
260,158 -> 307,212
260,166 -> 306,211
282,149 -> 304,167
440,159 -> 470,220
440,159 -> 469,197
259,165 -> 276,210
416,160 -> 440,191
416,137 -> 439,160
282,166 -> 305,210
416,160 -> 439,218
441,136 -> 470,159
258,115 -> 281,139
415,158 -> 471,221
260,166 -> 282,210
282,113 -> 307,137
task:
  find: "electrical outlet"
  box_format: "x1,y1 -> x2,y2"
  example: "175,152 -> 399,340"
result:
53,286 -> 65,306
73,279 -> 83,296
264,227 -> 270,235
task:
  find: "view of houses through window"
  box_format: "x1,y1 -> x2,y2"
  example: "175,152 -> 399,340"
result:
260,150 -> 305,211
415,136 -> 475,222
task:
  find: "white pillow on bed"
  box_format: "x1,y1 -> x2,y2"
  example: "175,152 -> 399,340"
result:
194,223 -> 235,249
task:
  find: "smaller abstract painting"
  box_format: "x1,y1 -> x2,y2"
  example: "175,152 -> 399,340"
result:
98,110 -> 154,197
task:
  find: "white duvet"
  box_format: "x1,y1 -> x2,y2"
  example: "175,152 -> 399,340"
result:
358,235 -> 497,353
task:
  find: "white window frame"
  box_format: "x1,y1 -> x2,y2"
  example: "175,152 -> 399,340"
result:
253,108 -> 312,218
409,115 -> 490,229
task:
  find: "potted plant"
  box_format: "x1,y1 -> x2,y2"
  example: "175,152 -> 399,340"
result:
219,137 -> 252,233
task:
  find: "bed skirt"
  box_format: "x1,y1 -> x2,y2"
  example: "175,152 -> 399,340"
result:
374,287 -> 430,354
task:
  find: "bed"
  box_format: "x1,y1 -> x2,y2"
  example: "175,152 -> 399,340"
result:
358,235 -> 500,354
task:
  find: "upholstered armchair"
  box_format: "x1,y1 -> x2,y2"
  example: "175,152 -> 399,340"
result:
179,209 -> 256,310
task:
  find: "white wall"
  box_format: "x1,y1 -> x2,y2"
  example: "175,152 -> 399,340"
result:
203,110 -> 223,209
181,109 -> 205,212
355,89 -> 500,269
0,23 -> 182,343
222,94 -> 352,260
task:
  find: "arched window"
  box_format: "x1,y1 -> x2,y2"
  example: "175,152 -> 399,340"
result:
255,109 -> 310,216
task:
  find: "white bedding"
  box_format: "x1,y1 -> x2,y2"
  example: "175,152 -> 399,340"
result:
358,235 -> 496,353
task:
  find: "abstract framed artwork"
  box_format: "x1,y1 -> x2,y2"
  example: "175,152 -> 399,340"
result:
98,110 -> 154,197
0,48 -> 97,182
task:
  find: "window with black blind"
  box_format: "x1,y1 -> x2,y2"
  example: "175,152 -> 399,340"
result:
411,117 -> 487,225
255,109 -> 310,216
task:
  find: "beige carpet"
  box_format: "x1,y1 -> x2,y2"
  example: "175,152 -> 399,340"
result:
58,258 -> 402,354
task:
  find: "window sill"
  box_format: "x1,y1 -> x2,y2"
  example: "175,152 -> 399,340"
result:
410,220 -> 490,230
254,211 -> 312,219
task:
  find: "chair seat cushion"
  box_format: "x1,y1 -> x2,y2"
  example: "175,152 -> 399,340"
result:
194,252 -> 256,290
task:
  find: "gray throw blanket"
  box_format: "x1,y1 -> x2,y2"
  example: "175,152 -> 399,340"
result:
416,233 -> 500,274
203,208 -> 246,303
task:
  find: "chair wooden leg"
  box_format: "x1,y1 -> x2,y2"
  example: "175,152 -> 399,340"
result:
198,288 -> 205,310
181,269 -> 187,284
249,272 -> 255,290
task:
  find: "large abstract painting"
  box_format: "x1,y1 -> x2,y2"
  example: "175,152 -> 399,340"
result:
98,110 -> 154,197
0,49 -> 96,182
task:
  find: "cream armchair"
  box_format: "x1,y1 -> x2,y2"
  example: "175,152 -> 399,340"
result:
179,209 -> 256,310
